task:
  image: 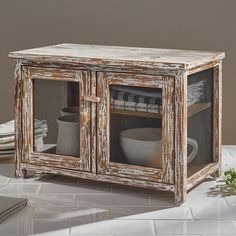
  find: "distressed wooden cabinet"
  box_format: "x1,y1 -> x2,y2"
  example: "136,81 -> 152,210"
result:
9,44 -> 225,203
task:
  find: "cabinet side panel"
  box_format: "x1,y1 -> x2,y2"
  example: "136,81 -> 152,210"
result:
187,68 -> 214,176
14,61 -> 23,176
91,71 -> 97,173
22,67 -> 33,164
213,62 -> 222,176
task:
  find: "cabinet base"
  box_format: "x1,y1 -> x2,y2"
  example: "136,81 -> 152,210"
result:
17,162 -> 220,204
20,162 -> 175,189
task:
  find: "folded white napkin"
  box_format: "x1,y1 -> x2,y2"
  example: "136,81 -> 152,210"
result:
0,120 -> 14,136
0,142 -> 15,150
0,135 -> 14,144
0,149 -> 15,154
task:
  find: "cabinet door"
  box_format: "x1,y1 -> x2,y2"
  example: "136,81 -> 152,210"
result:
97,72 -> 175,183
21,67 -> 91,172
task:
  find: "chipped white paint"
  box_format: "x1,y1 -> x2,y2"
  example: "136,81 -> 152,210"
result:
9,43 -> 225,70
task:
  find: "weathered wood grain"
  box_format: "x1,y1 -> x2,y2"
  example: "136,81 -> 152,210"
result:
187,60 -> 221,75
21,162 -> 175,192
106,72 -> 163,87
212,61 -> 222,177
97,72 -> 109,174
30,153 -> 81,169
14,60 -> 23,177
91,71 -> 97,174
79,70 -> 91,172
9,43 -> 225,70
162,76 -> 174,184
28,66 -> 80,82
17,60 -> 180,77
22,66 -> 33,164
187,163 -> 219,190
174,71 -> 188,203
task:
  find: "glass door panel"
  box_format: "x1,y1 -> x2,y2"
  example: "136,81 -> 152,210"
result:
33,79 -> 80,157
109,85 -> 163,169
187,68 -> 213,177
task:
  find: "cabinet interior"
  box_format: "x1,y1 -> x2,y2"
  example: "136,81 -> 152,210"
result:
31,69 -> 214,175
33,79 -> 80,157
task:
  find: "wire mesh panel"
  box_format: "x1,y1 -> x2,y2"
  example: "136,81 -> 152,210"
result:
109,85 -> 163,169
33,79 -> 80,157
187,68 -> 213,176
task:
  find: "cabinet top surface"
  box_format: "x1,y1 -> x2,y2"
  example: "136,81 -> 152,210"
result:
9,43 -> 225,70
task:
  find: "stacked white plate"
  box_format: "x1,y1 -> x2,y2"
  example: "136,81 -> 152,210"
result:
0,120 -> 48,159
0,120 -> 15,158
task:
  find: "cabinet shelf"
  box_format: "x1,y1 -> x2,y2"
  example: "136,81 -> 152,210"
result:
36,144 -> 56,153
111,108 -> 162,119
111,102 -> 211,119
188,102 -> 211,117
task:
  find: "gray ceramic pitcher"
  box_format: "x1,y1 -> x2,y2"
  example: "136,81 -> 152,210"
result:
56,115 -> 80,157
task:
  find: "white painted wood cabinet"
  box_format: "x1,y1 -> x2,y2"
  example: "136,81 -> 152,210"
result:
9,44 -> 225,203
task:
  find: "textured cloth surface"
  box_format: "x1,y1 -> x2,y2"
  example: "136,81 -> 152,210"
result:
110,80 -> 206,114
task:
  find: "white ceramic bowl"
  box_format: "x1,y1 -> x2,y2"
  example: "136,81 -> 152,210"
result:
120,128 -> 162,168
120,127 -> 198,168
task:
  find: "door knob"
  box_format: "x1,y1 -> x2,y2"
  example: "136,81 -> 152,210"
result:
84,96 -> 100,103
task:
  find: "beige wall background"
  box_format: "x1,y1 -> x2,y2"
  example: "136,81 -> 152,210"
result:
0,0 -> 235,144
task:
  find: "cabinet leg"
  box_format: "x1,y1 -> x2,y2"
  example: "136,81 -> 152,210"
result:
15,168 -> 28,178
174,188 -> 187,205
14,167 -> 20,177
15,169 -> 27,179
22,169 -> 28,179
211,168 -> 221,178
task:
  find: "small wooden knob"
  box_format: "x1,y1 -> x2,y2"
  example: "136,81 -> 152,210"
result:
84,96 -> 100,103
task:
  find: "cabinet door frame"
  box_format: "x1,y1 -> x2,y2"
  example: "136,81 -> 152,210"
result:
21,66 -> 91,172
97,72 -> 175,184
